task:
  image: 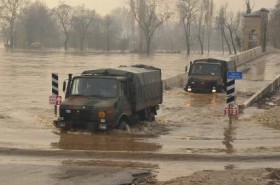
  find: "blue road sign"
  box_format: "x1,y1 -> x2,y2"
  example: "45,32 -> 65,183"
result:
227,71 -> 243,80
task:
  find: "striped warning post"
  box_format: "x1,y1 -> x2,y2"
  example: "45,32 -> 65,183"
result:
226,79 -> 235,104
52,73 -> 59,96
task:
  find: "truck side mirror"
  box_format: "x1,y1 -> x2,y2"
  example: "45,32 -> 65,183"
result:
185,66 -> 188,72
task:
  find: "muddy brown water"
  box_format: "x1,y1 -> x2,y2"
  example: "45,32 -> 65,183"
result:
1,49 -> 280,182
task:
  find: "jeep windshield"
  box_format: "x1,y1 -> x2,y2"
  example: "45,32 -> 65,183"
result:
70,77 -> 117,98
190,63 -> 221,76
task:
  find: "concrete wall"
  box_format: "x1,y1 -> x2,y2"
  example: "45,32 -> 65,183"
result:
162,73 -> 187,90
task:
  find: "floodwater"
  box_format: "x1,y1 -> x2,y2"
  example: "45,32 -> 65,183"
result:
1,49 -> 280,183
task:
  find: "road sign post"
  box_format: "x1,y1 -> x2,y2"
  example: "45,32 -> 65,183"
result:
226,71 -> 243,124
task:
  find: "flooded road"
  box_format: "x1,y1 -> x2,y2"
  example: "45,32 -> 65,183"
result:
1,49 -> 280,183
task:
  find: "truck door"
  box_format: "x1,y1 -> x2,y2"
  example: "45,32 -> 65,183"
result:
118,81 -> 132,116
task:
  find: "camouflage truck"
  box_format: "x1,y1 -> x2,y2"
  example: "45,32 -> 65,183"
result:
53,64 -> 163,131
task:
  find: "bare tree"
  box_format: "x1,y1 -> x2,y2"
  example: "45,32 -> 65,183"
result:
196,0 -> 205,54
130,0 -> 172,55
72,6 -> 95,51
205,0 -> 214,53
224,12 -> 237,54
245,0 -> 254,14
177,0 -> 198,55
0,0 -> 29,48
20,1 -> 58,48
216,4 -> 232,54
53,2 -> 73,51
269,0 -> 280,48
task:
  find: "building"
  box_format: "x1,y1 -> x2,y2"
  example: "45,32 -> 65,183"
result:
242,8 -> 269,52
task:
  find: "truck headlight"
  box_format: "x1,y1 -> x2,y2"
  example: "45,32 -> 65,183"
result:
98,111 -> 106,119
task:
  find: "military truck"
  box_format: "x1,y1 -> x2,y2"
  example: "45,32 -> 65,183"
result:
184,57 -> 236,93
53,64 -> 163,131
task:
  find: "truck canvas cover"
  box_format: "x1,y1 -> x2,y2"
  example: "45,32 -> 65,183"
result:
82,65 -> 163,111
193,57 -> 236,71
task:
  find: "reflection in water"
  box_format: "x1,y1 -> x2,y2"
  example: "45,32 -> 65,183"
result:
51,132 -> 162,152
185,93 -> 221,107
222,124 -> 237,154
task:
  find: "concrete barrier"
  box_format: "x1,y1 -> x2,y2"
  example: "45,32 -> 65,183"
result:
230,46 -> 263,67
162,73 -> 187,90
242,75 -> 280,108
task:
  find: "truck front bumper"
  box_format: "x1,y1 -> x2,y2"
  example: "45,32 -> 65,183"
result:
53,120 -> 108,131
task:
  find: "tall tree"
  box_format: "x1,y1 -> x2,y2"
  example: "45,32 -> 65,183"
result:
196,0 -> 207,54
224,12 -> 237,54
269,0 -> 280,48
216,4 -> 232,54
52,3 -> 73,51
205,0 -> 214,53
130,0 -> 172,55
21,1 -> 58,48
177,0 -> 198,55
72,5 -> 95,51
0,0 -> 29,48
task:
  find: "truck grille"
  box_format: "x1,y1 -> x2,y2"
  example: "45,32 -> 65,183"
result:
60,109 -> 99,121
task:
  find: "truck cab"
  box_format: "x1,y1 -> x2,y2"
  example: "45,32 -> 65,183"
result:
184,58 -> 236,93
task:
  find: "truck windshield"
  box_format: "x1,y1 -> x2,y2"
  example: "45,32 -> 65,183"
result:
70,78 -> 117,98
190,63 -> 221,76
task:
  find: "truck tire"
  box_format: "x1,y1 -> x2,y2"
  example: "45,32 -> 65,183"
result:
147,112 -> 155,122
118,120 -> 131,133
145,108 -> 155,122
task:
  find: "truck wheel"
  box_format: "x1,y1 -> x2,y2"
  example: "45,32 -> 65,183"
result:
147,112 -> 155,122
118,120 -> 131,133
145,108 -> 155,122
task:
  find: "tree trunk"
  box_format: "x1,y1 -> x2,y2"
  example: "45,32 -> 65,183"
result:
198,35 -> 204,55
146,37 -> 151,55
80,36 -> 85,51
186,38 -> 191,55
222,28 -> 232,54
228,27 -> 237,54
10,20 -> 15,49
64,34 -> 69,51
107,29 -> 110,53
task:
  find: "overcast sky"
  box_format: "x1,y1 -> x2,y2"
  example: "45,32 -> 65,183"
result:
45,0 -> 277,15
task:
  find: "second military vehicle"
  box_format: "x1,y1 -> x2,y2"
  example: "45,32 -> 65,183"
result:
184,57 -> 236,93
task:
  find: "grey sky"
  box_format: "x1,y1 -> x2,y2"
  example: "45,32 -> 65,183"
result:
45,0 -> 277,15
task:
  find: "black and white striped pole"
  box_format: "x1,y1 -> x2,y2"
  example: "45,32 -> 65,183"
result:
52,73 -> 59,116
226,78 -> 235,124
